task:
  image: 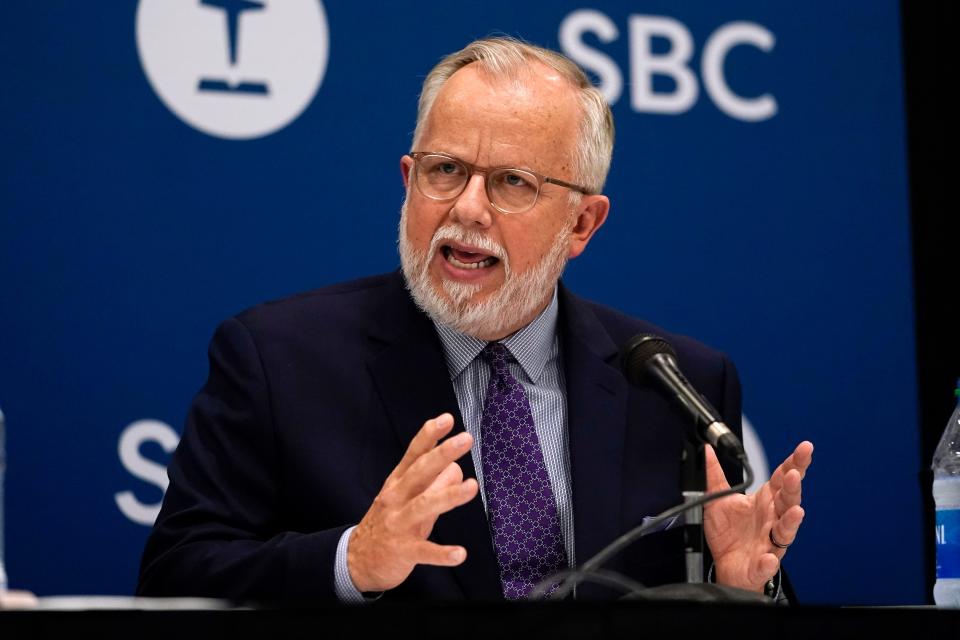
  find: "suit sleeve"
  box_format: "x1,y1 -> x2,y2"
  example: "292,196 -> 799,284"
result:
136,317 -> 348,603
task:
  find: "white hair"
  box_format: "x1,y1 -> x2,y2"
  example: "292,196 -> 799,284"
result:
411,37 -> 614,194
397,197 -> 572,339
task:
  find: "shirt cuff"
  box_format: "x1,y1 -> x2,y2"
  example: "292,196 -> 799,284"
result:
334,525 -> 381,604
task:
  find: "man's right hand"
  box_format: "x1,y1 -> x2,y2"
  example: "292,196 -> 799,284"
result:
347,413 -> 479,593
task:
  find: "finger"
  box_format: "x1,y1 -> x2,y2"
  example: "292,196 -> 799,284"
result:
392,414 -> 455,480
770,505 -> 805,556
773,468 -> 802,517
402,478 -> 479,528
704,445 -> 731,493
752,552 -> 780,588
393,430 -> 474,500
768,441 -> 814,492
412,541 -> 468,567
425,461 -> 464,494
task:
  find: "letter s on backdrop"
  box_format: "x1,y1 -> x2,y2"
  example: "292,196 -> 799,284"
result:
115,419 -> 180,526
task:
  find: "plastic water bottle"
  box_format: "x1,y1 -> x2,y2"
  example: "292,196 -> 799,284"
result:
0,405 -> 7,592
933,383 -> 960,607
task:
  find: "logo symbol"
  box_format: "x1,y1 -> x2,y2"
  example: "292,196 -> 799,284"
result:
136,0 -> 329,140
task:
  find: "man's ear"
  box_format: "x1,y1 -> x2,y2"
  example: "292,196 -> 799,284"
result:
400,155 -> 413,189
567,195 -> 610,259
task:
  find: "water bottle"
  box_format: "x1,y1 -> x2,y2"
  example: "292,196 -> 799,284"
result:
0,405 -> 7,592
932,383 -> 960,607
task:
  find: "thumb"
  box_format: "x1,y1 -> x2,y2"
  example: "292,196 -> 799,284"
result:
705,444 -> 731,493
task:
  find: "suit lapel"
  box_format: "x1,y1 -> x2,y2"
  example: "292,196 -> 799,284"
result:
366,274 -> 503,600
558,285 -> 630,590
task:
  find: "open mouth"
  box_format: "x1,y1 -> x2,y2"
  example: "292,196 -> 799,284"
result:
442,245 -> 500,270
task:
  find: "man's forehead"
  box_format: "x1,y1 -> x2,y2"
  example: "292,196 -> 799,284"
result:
419,64 -> 580,166
440,61 -> 577,108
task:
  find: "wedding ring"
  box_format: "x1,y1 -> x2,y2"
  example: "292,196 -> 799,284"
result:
769,529 -> 790,549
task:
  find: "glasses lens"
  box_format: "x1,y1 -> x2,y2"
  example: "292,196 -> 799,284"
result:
488,169 -> 540,213
417,155 -> 467,199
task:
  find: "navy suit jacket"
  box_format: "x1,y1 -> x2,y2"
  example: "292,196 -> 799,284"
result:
137,271 -> 744,603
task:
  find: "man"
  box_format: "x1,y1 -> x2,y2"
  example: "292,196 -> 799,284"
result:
138,38 -> 812,603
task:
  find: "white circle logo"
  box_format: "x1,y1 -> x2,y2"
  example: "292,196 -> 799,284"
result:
136,0 -> 328,140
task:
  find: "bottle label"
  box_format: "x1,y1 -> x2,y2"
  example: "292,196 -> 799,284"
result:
936,509 -> 960,579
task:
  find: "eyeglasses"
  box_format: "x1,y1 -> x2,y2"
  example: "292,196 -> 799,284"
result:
407,151 -> 592,214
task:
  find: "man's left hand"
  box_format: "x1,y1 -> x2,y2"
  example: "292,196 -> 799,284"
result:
703,440 -> 814,593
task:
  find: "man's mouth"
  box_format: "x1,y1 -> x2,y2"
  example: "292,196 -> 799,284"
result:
442,245 -> 499,270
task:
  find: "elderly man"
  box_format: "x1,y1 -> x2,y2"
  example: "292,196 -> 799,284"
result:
138,37 -> 812,603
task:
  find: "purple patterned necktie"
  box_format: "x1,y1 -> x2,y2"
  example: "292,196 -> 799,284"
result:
479,341 -> 566,599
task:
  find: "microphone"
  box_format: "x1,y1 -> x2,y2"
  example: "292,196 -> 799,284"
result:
620,334 -> 746,462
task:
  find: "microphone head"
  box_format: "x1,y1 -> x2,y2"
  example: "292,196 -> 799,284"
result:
620,334 -> 677,386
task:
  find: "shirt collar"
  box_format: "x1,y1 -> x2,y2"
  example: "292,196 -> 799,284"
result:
433,286 -> 559,384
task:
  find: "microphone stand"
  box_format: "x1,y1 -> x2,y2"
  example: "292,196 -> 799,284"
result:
681,438 -> 705,584
538,419 -> 768,603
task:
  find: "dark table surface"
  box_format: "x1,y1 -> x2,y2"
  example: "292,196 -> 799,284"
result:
2,599 -> 958,639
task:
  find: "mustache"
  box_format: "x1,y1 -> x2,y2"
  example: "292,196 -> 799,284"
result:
428,226 -> 509,265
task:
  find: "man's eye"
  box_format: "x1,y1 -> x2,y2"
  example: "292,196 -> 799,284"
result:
502,172 -> 534,189
437,162 -> 459,174
426,160 -> 464,177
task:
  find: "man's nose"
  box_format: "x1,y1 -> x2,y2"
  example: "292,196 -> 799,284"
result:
450,173 -> 493,228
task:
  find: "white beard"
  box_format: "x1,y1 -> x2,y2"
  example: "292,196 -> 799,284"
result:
398,197 -> 571,339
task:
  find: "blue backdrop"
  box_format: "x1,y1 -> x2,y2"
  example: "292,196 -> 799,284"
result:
0,1 -> 920,604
